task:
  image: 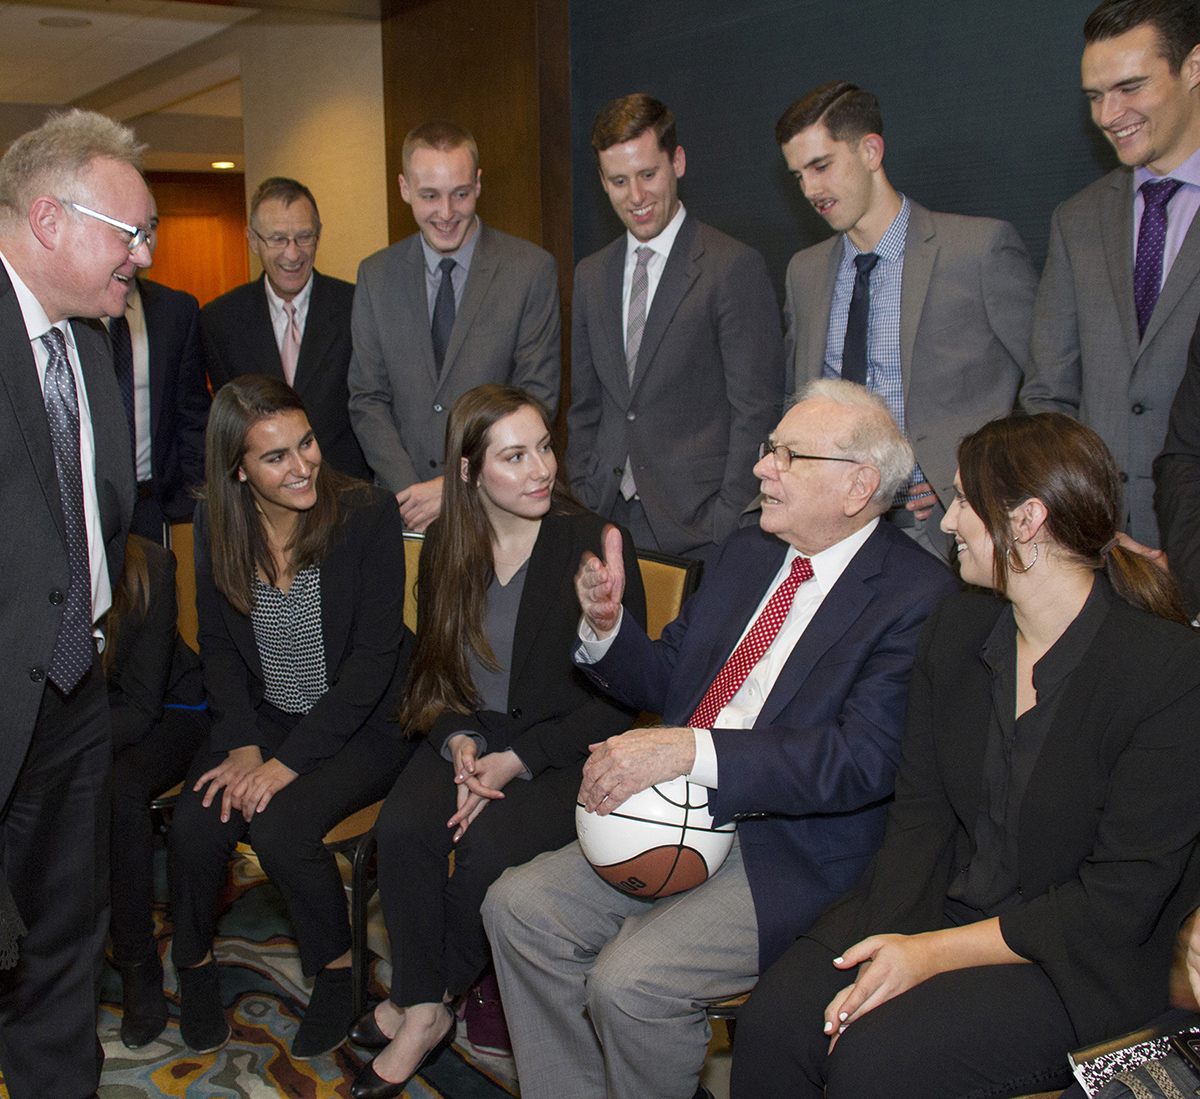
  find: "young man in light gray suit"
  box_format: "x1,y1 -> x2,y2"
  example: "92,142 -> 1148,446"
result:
778,81 -> 1037,561
566,95 -> 784,561
348,121 -> 560,531
1023,0 -> 1200,548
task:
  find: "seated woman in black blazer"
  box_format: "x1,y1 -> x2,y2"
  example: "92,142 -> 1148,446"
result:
347,385 -> 646,1099
730,413 -> 1200,1099
107,533 -> 208,1050
170,375 -> 412,1059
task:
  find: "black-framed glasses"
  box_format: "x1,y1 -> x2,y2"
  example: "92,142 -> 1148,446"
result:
758,440 -> 860,472
64,201 -> 151,253
252,227 -> 319,251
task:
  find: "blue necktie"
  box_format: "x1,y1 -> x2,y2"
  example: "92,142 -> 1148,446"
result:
40,327 -> 93,692
1133,178 -> 1183,340
842,251 -> 879,386
109,313 -> 137,478
431,257 -> 456,372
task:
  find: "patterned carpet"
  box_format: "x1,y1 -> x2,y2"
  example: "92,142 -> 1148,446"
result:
4,848 -> 519,1099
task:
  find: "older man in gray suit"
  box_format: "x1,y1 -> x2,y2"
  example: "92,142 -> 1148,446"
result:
348,121 -> 560,531
1023,0 -> 1200,548
778,81 -> 1037,561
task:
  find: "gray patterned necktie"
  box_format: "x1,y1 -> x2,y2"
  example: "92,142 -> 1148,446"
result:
625,245 -> 653,383
40,327 -> 93,691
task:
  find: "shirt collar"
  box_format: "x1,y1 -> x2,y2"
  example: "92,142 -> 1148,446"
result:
625,202 -> 687,263
421,217 -> 481,276
0,247 -> 72,348
1135,144 -> 1200,191
846,194 -> 910,264
787,516 -> 880,595
263,270 -> 314,315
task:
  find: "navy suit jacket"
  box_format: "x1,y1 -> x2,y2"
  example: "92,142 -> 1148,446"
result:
577,520 -> 957,970
136,278 -> 209,519
201,271 -> 369,480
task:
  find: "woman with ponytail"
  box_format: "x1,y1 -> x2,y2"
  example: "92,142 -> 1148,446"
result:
731,413 -> 1200,1099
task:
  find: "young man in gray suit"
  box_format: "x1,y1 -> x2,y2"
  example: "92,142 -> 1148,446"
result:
566,95 -> 784,561
1023,0 -> 1200,548
778,81 -> 1037,561
348,121 -> 561,531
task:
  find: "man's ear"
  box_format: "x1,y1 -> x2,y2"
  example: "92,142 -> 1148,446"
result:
844,463 -> 882,517
28,195 -> 64,251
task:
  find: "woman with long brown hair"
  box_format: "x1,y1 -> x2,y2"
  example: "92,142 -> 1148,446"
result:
347,385 -> 646,1099
731,413 -> 1200,1099
168,376 -> 412,1059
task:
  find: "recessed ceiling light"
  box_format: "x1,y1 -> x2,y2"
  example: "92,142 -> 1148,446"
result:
39,15 -> 91,28
211,161 -> 236,170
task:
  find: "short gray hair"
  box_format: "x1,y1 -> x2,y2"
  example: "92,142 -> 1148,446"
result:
0,109 -> 145,220
795,378 -> 913,505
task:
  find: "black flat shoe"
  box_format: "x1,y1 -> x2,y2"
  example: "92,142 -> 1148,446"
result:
347,1005 -> 391,1050
119,956 -> 168,1049
178,959 -> 230,1054
349,1008 -> 455,1099
292,965 -> 354,1058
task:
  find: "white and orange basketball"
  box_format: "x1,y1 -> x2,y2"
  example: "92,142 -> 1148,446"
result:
576,776 -> 735,899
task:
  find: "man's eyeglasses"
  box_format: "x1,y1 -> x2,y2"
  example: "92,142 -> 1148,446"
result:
64,201 -> 151,254
252,228 -> 319,251
758,440 -> 860,472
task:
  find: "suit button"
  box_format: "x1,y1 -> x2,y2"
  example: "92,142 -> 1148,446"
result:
510,707 -> 522,719
1119,471 -> 1128,483
49,589 -> 63,605
429,459 -> 437,468
613,468 -> 623,476
626,411 -> 636,422
29,667 -> 44,682
433,403 -> 443,413
1132,403 -> 1144,415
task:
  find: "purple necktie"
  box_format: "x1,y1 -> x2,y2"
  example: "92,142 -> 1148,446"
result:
1134,178 -> 1183,340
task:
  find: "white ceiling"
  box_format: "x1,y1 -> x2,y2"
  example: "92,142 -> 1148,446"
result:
0,0 -> 251,106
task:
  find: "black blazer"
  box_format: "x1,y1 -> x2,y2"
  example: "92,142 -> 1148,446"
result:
194,485 -> 412,774
0,264 -> 134,806
106,536 -> 205,755
424,508 -> 647,777
136,278 -> 210,519
807,583 -> 1200,1046
201,271 -> 369,480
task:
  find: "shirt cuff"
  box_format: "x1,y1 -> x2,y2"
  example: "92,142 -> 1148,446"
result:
687,728 -> 719,788
576,606 -> 625,662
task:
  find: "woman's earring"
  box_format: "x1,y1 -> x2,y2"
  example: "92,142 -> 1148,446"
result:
1006,541 -> 1038,573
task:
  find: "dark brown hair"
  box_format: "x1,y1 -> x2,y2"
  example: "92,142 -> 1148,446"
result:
102,533 -> 152,677
591,94 -> 677,157
249,177 -> 320,229
401,120 -> 479,174
775,81 -> 884,147
957,413 -> 1190,624
1084,0 -> 1200,72
400,385 -> 570,735
202,375 -> 355,615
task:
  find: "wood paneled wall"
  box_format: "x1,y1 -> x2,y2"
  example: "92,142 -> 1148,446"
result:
379,0 -> 573,414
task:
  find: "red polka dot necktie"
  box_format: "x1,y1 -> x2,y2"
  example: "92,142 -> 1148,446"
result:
1134,178 -> 1183,340
688,554 -> 814,728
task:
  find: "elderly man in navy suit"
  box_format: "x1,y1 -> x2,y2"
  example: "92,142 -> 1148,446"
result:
483,379 -> 956,1099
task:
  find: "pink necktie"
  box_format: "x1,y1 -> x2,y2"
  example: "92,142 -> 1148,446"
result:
688,555 -> 814,728
281,302 -> 301,385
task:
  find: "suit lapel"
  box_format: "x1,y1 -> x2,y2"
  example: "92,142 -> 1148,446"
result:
245,276 -> 286,379
401,237 -> 439,389
899,202 -> 937,409
443,223 -> 496,383
599,239 -> 628,398
138,279 -> 166,450
1100,170 -> 1140,365
805,238 -> 842,383
294,271 -> 337,391
508,514 -> 565,687
756,525 -> 885,728
1142,196 -> 1200,352
633,215 -> 701,397
0,269 -> 66,543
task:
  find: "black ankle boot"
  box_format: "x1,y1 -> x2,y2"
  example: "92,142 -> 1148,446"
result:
119,955 -> 168,1049
178,960 -> 230,1053
291,965 -> 354,1058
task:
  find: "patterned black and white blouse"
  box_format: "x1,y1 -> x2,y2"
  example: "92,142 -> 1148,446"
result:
250,564 -> 327,715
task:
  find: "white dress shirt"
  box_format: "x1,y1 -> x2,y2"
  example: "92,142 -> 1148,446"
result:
264,272 -> 314,356
0,248 -> 112,625
578,518 -> 880,787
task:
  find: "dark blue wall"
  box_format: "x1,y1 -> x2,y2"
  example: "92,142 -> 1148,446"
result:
570,0 -> 1117,301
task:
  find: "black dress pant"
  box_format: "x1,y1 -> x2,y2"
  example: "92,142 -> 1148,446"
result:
109,706 -> 209,966
730,935 -> 1078,1099
169,706 -> 405,977
0,661 -> 109,1099
376,739 -> 583,1006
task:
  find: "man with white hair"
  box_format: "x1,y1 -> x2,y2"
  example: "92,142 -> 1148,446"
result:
483,379 -> 957,1099
0,109 -> 149,1098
